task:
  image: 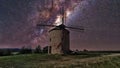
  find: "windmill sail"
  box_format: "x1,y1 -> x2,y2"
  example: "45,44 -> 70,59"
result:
66,26 -> 84,30
37,24 -> 84,31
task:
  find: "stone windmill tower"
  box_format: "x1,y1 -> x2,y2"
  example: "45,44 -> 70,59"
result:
49,24 -> 70,54
36,0 -> 84,54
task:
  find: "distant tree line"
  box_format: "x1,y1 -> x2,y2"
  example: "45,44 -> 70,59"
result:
1,45 -> 120,56
0,49 -> 11,56
0,45 -> 51,56
19,45 -> 51,54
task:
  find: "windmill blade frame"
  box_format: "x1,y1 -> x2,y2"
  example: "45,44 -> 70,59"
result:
66,26 -> 84,31
37,24 -> 56,27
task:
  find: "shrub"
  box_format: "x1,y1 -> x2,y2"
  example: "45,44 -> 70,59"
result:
19,46 -> 32,54
0,49 -> 12,56
34,45 -> 42,53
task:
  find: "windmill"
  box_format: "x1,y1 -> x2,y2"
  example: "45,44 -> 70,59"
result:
36,0 -> 84,54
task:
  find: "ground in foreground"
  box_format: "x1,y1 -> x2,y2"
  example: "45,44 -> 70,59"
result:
0,53 -> 120,68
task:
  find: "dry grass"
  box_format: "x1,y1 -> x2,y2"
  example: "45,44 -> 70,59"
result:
0,53 -> 120,68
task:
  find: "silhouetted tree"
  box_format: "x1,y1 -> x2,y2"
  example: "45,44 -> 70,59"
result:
0,49 -> 12,56
19,46 -> 32,54
34,45 -> 42,53
83,49 -> 88,52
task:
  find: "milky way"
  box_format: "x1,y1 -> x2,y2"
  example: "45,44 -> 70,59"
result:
0,0 -> 82,48
0,0 -> 120,50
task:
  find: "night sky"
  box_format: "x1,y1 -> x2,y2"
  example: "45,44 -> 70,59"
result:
0,0 -> 120,50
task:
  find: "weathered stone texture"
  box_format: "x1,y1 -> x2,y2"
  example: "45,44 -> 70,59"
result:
49,27 -> 69,54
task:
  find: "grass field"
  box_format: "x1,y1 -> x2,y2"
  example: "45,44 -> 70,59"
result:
0,53 -> 120,68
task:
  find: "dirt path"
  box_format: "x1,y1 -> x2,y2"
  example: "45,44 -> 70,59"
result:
54,53 -> 120,65
104,53 -> 120,57
45,53 -> 120,68
77,53 -> 120,62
